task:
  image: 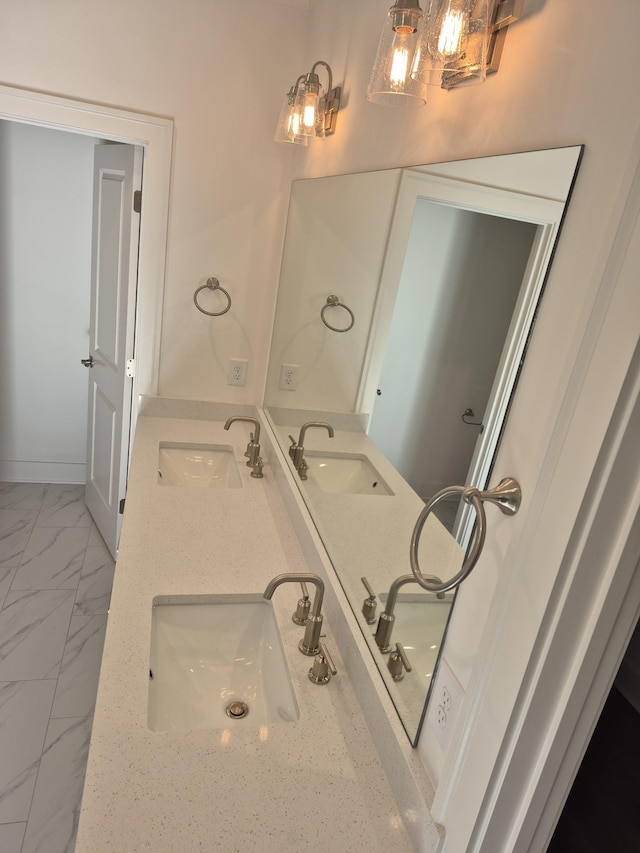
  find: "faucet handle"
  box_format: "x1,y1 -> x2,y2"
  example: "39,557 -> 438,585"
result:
292,583 -> 310,625
250,456 -> 264,479
388,643 -> 412,682
308,642 -> 337,685
360,576 -> 378,624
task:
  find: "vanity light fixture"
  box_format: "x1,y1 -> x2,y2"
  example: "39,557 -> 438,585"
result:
367,0 -> 427,106
275,61 -> 342,144
274,76 -> 308,145
366,0 -> 522,106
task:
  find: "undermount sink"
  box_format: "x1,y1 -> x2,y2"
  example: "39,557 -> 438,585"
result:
148,596 -> 299,731
157,442 -> 242,488
304,451 -> 394,496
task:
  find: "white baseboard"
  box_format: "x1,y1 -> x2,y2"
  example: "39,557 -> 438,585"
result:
0,460 -> 85,484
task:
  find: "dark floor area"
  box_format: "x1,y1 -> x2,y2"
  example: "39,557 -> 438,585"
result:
547,686 -> 640,852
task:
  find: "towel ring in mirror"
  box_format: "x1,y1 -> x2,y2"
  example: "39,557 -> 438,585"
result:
193,277 -> 232,316
321,295 -> 355,332
410,478 -> 521,594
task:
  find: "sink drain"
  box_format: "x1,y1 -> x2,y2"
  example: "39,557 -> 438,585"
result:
226,700 -> 249,720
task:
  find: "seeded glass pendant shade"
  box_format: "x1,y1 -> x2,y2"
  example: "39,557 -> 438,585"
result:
274,80 -> 308,145
413,0 -> 489,88
296,70 -> 326,137
367,1 -> 427,107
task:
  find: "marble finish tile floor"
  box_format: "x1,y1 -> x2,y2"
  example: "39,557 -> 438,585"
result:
0,483 -> 114,853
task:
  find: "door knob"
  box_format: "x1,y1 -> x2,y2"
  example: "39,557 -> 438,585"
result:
81,356 -> 94,368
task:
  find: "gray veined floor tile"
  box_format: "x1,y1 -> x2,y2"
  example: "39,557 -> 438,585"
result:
11,527 -> 91,591
0,589 -> 75,680
74,526 -> 115,615
0,482 -> 48,511
0,679 -> 57,823
51,614 -> 108,719
0,822 -> 26,852
21,716 -> 93,853
36,484 -> 92,529
0,509 -> 38,568
0,566 -> 18,610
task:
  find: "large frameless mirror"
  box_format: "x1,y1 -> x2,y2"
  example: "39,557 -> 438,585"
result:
264,147 -> 583,744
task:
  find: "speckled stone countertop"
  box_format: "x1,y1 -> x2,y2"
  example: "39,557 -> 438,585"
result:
268,415 -> 463,732
75,403 -> 440,853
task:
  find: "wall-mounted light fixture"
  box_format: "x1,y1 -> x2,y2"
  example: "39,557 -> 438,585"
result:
275,61 -> 342,144
367,0 -> 522,106
275,76 -> 308,145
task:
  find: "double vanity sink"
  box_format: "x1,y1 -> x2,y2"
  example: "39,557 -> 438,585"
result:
157,439 -> 392,496
75,402 -> 439,852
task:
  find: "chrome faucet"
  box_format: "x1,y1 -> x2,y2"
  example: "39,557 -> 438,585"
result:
288,421 -> 334,480
374,573 -> 445,653
224,416 -> 264,478
263,572 -> 325,656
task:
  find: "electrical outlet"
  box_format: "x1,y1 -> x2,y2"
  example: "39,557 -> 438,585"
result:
279,363 -> 299,391
227,358 -> 248,386
427,659 -> 464,755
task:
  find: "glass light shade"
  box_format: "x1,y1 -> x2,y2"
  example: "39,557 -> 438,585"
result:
274,90 -> 308,145
296,83 -> 325,137
413,0 -> 488,88
367,15 -> 427,107
427,0 -> 471,64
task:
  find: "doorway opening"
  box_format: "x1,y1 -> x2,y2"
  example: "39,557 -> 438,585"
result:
0,84 -> 173,556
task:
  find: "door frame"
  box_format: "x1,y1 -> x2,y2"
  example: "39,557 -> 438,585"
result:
358,169 -> 564,417
0,84 -> 173,440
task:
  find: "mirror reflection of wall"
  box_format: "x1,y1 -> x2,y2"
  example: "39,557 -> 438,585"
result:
264,146 -> 583,745
265,169 -> 400,413
368,201 -> 538,506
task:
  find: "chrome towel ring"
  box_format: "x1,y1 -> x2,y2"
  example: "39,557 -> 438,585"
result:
321,295 -> 355,332
193,277 -> 232,316
410,478 -> 522,594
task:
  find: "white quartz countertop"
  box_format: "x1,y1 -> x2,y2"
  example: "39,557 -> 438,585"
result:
75,410 -> 421,852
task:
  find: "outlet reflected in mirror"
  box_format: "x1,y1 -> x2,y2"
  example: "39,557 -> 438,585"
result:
264,146 -> 583,744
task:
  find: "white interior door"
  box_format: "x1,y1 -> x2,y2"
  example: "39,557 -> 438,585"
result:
84,143 -> 143,558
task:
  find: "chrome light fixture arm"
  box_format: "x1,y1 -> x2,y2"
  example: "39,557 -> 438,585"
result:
410,477 -> 521,594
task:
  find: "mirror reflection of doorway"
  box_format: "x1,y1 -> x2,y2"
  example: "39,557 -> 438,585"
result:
368,199 -> 538,530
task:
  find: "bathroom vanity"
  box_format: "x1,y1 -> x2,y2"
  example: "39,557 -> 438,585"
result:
75,399 -> 441,852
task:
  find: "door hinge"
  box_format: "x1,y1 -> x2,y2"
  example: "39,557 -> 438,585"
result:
119,498 -> 126,514
133,190 -> 142,214
126,359 -> 135,378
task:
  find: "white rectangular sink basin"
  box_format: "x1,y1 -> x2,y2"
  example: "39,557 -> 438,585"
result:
148,596 -> 299,731
157,442 -> 242,488
304,451 -> 394,496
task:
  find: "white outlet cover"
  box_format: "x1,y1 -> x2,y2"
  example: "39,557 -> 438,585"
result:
279,363 -> 298,391
426,658 -> 465,757
227,358 -> 248,386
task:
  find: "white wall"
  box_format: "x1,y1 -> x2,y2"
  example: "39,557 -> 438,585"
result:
0,120 -> 95,482
0,0 -> 308,406
264,168 -> 400,410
